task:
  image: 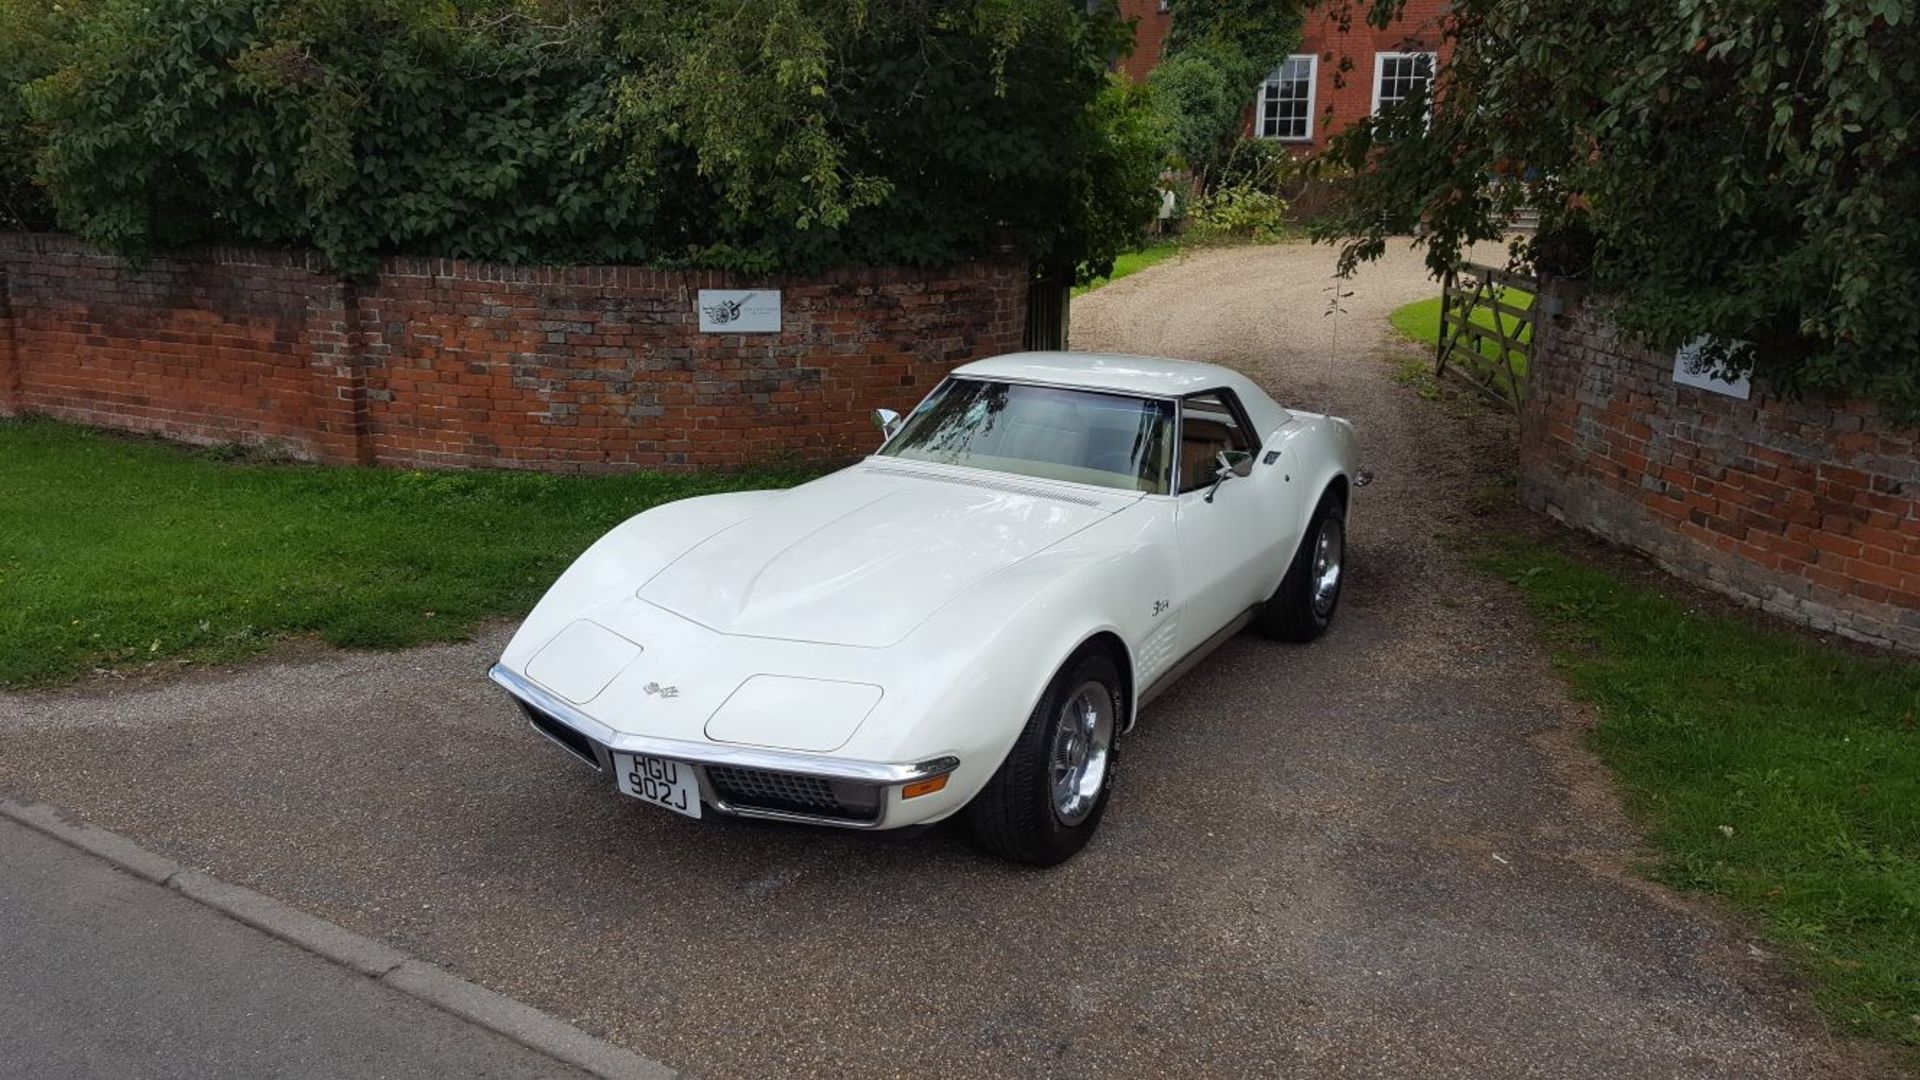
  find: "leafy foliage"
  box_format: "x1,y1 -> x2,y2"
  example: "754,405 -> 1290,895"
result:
2,0 -> 1158,279
1163,0 -> 1306,64
1185,184 -> 1290,244
1148,0 -> 1302,183
1209,135 -> 1302,190
18,0 -> 659,272
0,0 -> 83,229
1314,0 -> 1920,415
1174,135 -> 1303,243
1149,44 -> 1251,176
1065,75 -> 1169,280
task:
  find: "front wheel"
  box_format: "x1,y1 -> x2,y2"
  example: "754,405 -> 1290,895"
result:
966,650 -> 1122,866
1258,490 -> 1346,642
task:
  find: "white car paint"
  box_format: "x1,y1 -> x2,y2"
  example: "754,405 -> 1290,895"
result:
489,352 -> 1359,832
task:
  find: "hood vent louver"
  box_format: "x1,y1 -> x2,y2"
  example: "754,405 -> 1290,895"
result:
859,464 -> 1105,508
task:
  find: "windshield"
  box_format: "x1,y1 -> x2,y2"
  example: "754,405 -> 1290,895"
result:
879,378 -> 1173,494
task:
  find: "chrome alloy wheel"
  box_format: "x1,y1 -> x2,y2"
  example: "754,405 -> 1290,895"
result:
1049,681 -> 1115,826
1311,515 -> 1345,618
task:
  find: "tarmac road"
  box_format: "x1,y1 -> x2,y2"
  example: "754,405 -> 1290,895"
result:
0,242 -> 1888,1077
0,816 -> 592,1079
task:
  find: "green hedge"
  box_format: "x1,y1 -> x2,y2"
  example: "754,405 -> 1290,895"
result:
1,0 -> 1162,280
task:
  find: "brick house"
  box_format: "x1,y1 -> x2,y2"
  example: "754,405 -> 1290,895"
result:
1115,1 -> 1453,152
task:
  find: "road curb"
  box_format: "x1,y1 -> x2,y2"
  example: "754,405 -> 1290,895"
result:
171,869 -> 408,980
0,798 -> 183,885
385,961 -> 674,1080
0,796 -> 676,1080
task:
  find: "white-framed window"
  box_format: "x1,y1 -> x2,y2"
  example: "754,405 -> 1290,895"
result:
1371,51 -> 1437,115
1256,55 -> 1317,142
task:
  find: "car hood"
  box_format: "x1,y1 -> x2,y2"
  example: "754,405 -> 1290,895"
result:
637,462 -> 1133,648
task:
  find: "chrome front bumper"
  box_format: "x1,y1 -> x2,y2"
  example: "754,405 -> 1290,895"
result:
487,664 -> 957,830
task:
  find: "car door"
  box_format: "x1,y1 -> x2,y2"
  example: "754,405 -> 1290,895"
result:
1171,389 -> 1279,651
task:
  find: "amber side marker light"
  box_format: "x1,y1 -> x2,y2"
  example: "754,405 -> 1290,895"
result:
901,774 -> 950,799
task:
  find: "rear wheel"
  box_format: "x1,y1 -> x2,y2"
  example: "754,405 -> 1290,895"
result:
1258,490 -> 1346,642
966,650 -> 1122,866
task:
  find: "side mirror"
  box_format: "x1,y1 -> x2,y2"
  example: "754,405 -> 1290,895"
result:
1204,450 -> 1253,503
872,408 -> 903,442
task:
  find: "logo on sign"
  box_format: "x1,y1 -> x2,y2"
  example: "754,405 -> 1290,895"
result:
701,293 -> 752,325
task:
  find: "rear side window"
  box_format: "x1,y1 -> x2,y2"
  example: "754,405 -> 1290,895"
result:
1176,391 -> 1256,494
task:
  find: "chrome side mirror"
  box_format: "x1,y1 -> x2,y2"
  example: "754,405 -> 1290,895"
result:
1205,450 -> 1253,503
872,408 -> 902,441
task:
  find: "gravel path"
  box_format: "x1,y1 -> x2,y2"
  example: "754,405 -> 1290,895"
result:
0,241 -> 1887,1078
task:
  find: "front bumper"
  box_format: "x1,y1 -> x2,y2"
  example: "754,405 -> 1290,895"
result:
487,664 -> 959,830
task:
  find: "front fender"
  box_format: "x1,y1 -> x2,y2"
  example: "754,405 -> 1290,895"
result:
835,541 -> 1158,823
1269,414 -> 1358,542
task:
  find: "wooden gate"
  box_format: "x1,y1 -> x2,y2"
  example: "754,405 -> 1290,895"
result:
1436,262 -> 1538,410
1024,273 -> 1071,351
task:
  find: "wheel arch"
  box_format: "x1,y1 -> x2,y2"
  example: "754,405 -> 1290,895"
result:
1072,630 -> 1137,732
961,623 -> 1132,864
937,618 -> 1136,794
1281,468 -> 1351,570
1267,415 -> 1358,568
1256,462 -> 1353,644
1322,472 -> 1350,509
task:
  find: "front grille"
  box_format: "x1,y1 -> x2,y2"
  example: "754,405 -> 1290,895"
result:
519,701 -> 601,769
706,766 -> 882,822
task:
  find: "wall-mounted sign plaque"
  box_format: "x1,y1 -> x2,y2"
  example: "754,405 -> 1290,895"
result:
697,290 -> 781,334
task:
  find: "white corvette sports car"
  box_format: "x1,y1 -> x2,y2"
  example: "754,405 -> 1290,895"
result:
489,352 -> 1359,864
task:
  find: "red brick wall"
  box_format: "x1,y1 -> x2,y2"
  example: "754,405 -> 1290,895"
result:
1521,295 -> 1920,654
0,234 -> 1028,472
1116,0 -> 1172,83
0,236 -> 360,459
1117,0 -> 1453,151
0,258 -> 18,411
1299,0 -> 1450,148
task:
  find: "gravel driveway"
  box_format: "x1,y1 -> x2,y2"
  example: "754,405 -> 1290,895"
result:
0,242 -> 1885,1078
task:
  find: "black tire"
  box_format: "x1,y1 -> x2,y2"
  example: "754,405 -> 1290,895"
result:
966,649 -> 1123,866
1258,489 -> 1347,643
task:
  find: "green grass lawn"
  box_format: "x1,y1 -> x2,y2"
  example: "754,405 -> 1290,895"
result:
1478,536 -> 1920,1052
1391,287 -> 1535,383
1073,240 -> 1184,296
0,418 -> 808,688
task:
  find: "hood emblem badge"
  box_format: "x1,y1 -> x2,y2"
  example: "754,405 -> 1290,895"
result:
643,682 -> 680,700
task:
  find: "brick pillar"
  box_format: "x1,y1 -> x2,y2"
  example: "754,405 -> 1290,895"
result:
0,251 -> 19,416
304,275 -> 373,464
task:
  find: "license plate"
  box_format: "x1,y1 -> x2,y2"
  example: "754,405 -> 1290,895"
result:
612,753 -> 702,819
